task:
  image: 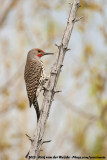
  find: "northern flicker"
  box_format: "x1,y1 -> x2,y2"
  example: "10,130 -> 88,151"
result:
24,48 -> 53,121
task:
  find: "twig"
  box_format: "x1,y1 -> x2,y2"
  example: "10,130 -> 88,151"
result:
26,0 -> 80,159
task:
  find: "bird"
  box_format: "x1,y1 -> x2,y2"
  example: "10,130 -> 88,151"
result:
24,48 -> 53,122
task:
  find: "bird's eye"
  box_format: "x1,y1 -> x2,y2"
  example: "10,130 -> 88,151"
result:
38,50 -> 41,53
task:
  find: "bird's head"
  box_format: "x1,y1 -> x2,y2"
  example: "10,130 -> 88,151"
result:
28,48 -> 54,58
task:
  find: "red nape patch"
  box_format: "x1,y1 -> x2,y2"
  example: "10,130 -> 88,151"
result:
37,54 -> 42,57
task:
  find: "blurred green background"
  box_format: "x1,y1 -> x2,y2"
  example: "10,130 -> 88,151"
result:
0,0 -> 107,160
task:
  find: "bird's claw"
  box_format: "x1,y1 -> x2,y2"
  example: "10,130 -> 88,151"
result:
45,76 -> 49,81
42,86 -> 49,96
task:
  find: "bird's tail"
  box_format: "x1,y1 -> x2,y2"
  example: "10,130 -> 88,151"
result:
33,97 -> 40,122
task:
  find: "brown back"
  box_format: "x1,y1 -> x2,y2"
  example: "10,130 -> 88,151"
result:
24,58 -> 42,107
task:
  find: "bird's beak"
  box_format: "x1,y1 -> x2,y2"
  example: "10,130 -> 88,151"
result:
44,52 -> 54,56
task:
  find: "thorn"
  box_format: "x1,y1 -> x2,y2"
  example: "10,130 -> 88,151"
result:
55,43 -> 60,49
64,47 -> 71,52
25,151 -> 29,158
72,18 -> 75,23
42,140 -> 52,144
74,16 -> 83,22
77,3 -> 81,8
25,134 -> 33,142
39,139 -> 42,142
60,64 -> 63,68
54,90 -> 62,94
66,48 -> 71,51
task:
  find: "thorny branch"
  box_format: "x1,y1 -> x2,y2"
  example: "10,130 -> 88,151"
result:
26,0 -> 81,159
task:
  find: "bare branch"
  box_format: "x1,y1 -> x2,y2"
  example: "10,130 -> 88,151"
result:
26,0 -> 80,159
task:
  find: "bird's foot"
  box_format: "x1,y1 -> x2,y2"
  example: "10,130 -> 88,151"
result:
45,75 -> 49,81
42,86 -> 49,96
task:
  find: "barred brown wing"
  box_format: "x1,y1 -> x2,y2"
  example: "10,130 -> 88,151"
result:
24,60 -> 42,106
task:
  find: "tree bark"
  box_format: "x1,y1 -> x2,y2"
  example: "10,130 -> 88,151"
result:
26,0 -> 80,159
